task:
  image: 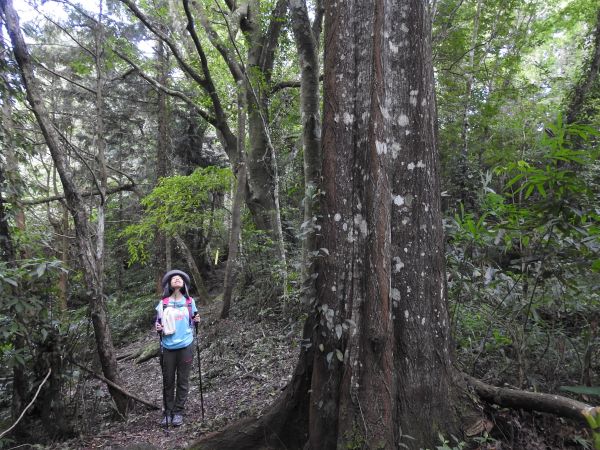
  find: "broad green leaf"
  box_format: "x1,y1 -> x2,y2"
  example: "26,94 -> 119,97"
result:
559,386 -> 600,397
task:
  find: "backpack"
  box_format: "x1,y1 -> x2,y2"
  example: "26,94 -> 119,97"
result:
162,296 -> 194,326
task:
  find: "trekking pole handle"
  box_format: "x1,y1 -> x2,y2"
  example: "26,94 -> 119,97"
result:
192,312 -> 199,334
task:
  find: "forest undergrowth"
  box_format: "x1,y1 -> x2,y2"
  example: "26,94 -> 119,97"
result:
38,289 -> 302,450
13,290 -> 592,450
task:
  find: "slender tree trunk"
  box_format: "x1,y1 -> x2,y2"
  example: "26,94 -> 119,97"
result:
1,0 -> 128,415
221,86 -> 247,319
0,162 -> 27,433
458,0 -> 482,206
154,37 -> 171,294
56,206 -> 70,311
174,234 -> 209,304
94,0 -> 108,304
0,22 -> 28,428
290,0 -> 323,287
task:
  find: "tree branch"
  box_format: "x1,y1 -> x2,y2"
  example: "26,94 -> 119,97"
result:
37,61 -> 96,95
190,0 -> 244,82
20,183 -> 136,206
271,74 -> 323,94
311,0 -> 324,42
39,9 -> 95,58
119,0 -> 207,87
114,49 -> 217,126
121,0 -> 237,159
70,360 -> 159,410
259,0 -> 288,78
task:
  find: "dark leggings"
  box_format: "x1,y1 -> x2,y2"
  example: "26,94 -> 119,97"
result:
162,344 -> 194,414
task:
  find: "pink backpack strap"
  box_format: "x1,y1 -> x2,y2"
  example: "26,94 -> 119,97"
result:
186,297 -> 194,325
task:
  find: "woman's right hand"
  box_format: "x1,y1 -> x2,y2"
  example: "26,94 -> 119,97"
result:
155,322 -> 163,332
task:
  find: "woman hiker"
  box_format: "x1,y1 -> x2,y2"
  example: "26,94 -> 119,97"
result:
155,269 -> 200,426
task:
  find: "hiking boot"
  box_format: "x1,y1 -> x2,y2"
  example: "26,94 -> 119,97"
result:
171,414 -> 183,426
160,413 -> 171,426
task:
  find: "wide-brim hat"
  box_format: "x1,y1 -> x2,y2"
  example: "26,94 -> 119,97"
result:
161,269 -> 191,297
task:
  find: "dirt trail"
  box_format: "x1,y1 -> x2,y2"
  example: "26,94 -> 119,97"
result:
53,299 -> 300,449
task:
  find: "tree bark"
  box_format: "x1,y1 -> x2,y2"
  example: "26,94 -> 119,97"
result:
290,0 -> 323,288
1,0 -> 129,415
221,87 -> 247,319
174,234 -> 209,304
463,374 -> 600,426
387,0 -> 460,444
154,37 -> 171,295
0,31 -> 28,426
192,1 -> 465,449
242,0 -> 288,262
566,7 -> 600,125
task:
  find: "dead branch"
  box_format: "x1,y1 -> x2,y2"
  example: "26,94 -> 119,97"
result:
70,360 -> 159,410
20,183 -> 136,206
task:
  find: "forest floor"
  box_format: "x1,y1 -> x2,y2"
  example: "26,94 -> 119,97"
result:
47,295 -> 302,450
36,293 -> 592,450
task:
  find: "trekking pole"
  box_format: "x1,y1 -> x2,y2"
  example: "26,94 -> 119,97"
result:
158,324 -> 170,431
193,314 -> 205,420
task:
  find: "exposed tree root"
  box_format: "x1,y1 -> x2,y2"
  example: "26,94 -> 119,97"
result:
189,318 -> 315,450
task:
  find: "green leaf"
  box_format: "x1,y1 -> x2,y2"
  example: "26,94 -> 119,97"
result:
36,263 -> 46,278
3,277 -> 18,287
524,184 -> 535,199
536,183 -> 547,198
559,386 -> 600,397
506,173 -> 525,189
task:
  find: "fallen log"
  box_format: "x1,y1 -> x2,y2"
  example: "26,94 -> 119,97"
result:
135,341 -> 160,364
463,373 -> 600,426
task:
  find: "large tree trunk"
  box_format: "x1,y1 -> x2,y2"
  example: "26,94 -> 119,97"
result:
387,1 -> 459,443
1,0 -> 128,415
243,0 -> 288,263
192,1 -> 464,449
